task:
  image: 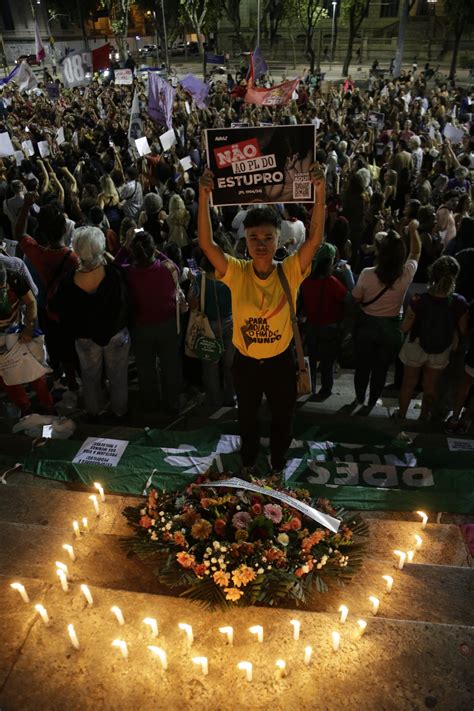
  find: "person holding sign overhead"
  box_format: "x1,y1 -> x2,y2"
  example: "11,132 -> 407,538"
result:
198,164 -> 326,478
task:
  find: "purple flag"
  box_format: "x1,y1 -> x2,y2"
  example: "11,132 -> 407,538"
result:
180,74 -> 210,110
148,73 -> 175,130
252,47 -> 268,80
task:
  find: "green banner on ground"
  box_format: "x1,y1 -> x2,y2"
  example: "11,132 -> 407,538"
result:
19,425 -> 474,513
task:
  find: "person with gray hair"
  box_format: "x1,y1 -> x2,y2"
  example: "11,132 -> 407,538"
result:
54,226 -> 131,421
138,192 -> 164,247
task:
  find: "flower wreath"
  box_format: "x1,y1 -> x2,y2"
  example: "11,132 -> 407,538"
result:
122,474 -> 368,610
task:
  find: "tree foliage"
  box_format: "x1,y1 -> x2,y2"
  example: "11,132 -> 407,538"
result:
286,0 -> 328,73
99,0 -> 133,58
340,0 -> 371,76
444,0 -> 474,80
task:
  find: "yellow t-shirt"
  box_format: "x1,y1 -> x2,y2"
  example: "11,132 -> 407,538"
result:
218,253 -> 310,359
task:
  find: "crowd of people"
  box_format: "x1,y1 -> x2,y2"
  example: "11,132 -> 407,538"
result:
0,60 -> 473,471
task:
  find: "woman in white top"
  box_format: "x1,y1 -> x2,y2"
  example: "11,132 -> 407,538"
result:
351,220 -> 421,409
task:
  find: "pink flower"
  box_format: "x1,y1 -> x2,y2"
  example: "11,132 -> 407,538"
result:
232,511 -> 252,529
263,504 -> 283,524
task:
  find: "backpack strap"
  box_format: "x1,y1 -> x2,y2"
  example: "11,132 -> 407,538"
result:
277,263 -> 306,376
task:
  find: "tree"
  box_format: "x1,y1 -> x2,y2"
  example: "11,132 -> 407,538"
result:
179,0 -> 213,56
340,0 -> 370,77
444,0 -> 474,81
225,0 -> 246,50
262,0 -> 286,49
288,0 -> 328,74
99,0 -> 133,59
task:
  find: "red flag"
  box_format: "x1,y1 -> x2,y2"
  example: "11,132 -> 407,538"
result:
244,78 -> 300,107
92,44 -> 112,72
35,21 -> 45,63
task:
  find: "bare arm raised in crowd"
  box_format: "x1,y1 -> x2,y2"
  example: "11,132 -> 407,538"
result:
297,164 -> 326,273
198,169 -> 229,277
407,218 -> 422,262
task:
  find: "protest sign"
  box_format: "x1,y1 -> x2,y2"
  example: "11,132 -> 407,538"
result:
128,89 -> 143,142
180,156 -> 193,171
56,127 -> 65,145
159,128 -> 177,152
46,83 -> 60,100
443,123 -> 465,144
14,150 -> 24,166
0,132 -> 15,157
72,437 -> 129,467
135,136 -> 151,156
185,101 -> 191,115
115,68 -> 133,85
205,124 -> 316,206
447,438 -> 474,452
22,140 -> 35,157
0,341 -> 48,386
61,51 -> 92,88
38,141 -> 50,158
367,110 -> 385,129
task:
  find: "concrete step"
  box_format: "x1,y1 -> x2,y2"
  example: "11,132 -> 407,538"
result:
1,575 -> 473,711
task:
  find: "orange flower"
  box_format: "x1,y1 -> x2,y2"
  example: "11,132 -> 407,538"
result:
214,518 -> 227,536
295,567 -> 306,577
224,587 -> 244,601
173,531 -> 187,547
176,551 -> 196,569
139,515 -> 153,529
193,564 -> 206,577
213,570 -> 230,587
191,518 -> 213,540
290,517 -> 302,530
301,531 -> 324,552
232,565 -> 256,588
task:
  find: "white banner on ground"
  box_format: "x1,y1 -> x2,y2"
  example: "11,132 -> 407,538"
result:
72,437 -> 129,467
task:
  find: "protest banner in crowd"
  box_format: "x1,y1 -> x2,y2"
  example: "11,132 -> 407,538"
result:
205,124 -> 316,206
61,51 -> 92,88
368,110 -> 385,129
114,69 -> 133,85
244,78 -> 300,106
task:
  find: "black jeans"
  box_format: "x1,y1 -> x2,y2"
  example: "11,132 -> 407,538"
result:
354,313 -> 400,406
232,347 -> 297,471
306,323 -> 341,395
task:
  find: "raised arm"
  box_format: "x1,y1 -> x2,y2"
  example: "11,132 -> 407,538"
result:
298,163 -> 326,274
407,218 -> 422,262
197,169 -> 228,277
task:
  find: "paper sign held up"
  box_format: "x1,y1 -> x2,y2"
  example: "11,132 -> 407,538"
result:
14,150 -> 24,166
114,68 -> 133,85
180,156 -> 193,171
135,136 -> 151,156
22,140 -> 35,157
38,141 -> 50,158
0,132 -> 15,158
56,127 -> 65,145
443,123 -> 465,144
159,128 -> 176,152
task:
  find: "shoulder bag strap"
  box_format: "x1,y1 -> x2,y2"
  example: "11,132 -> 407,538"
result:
213,279 -> 223,345
200,272 -> 206,313
361,284 -> 389,308
277,263 -> 306,374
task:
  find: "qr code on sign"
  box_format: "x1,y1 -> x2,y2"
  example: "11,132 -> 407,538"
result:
293,174 -> 312,200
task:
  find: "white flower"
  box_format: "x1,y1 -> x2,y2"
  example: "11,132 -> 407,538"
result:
150,519 -> 155,526
257,568 -> 264,574
165,522 -> 172,530
211,566 -> 217,571
316,563 -> 322,569
277,533 -> 289,547
159,511 -> 164,516
329,547 -> 333,553
211,558 -> 217,564
302,565 -> 309,573
150,532 -> 158,541
267,565 -> 272,570
236,506 -> 241,511
221,547 -> 227,552
204,560 -> 210,567
213,541 -> 220,550
140,508 -> 147,515
181,528 -> 186,534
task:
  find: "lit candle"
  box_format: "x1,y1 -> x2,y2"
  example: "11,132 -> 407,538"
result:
178,622 -> 193,645
72,520 -> 81,538
62,544 -> 76,562
290,619 -> 300,640
111,606 -> 125,626
382,575 -> 393,594
10,582 -> 29,603
275,659 -> 287,679
55,561 -> 69,579
89,494 -> 100,516
35,604 -> 50,626
357,619 -> 367,638
237,661 -> 253,682
331,631 -> 340,652
57,569 -> 69,592
192,656 -> 209,676
394,550 -> 406,570
304,645 -> 312,666
219,626 -> 234,645
94,482 -> 105,503
416,511 -> 428,529
82,517 -> 89,532
148,646 -> 168,670
414,534 -> 423,551
369,596 -> 380,615
67,623 -> 80,650
143,617 -> 159,638
406,550 -> 415,563
249,625 -> 264,643
112,639 -> 128,659
339,605 -> 349,624
80,584 -> 94,606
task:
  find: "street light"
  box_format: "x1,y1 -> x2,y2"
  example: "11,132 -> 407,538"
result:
331,1 -> 337,66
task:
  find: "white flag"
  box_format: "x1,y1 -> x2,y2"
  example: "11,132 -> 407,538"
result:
14,62 -> 38,92
128,89 -> 143,142
35,21 -> 45,62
